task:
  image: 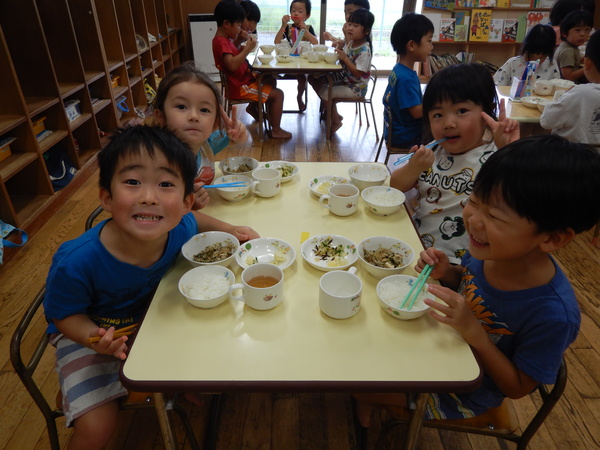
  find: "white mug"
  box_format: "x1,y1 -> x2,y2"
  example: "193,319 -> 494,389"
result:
319,184 -> 359,216
319,267 -> 362,319
229,263 -> 284,310
251,168 -> 281,198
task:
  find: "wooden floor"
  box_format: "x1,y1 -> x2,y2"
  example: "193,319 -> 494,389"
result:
1,79 -> 599,449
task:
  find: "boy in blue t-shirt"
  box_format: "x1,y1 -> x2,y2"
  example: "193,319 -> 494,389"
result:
355,135 -> 600,425
43,126 -> 259,448
382,13 -> 433,150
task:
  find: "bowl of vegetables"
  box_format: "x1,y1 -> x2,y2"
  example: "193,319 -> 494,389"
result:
357,236 -> 414,279
260,161 -> 299,183
219,157 -> 259,177
181,232 -> 240,268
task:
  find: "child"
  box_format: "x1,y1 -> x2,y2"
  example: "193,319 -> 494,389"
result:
239,0 -> 260,40
554,9 -> 593,83
493,24 -> 560,86
355,135 -> 600,425
382,13 -> 434,151
389,63 -> 519,263
212,0 -> 291,139
541,28 -> 600,145
43,125 -> 259,449
152,62 -> 247,210
316,8 -> 375,134
323,0 -> 371,49
274,0 -> 318,111
550,0 -> 596,46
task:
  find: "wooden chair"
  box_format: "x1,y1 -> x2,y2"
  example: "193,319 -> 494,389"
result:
10,286 -> 200,449
374,108 -> 412,164
218,69 -> 269,130
354,357 -> 567,450
331,64 -> 379,140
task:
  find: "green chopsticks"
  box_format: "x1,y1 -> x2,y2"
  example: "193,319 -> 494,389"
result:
400,264 -> 433,310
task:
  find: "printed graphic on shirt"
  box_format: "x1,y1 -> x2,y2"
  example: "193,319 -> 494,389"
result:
590,107 -> 600,135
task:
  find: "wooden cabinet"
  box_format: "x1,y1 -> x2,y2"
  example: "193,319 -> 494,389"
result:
0,0 -> 184,260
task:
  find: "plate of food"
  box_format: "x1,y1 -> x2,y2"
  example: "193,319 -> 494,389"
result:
236,237 -> 296,270
521,96 -> 550,109
260,161 -> 299,183
308,175 -> 352,197
301,234 -> 357,271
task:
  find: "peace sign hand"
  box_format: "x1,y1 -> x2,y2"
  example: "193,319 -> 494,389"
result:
220,105 -> 248,144
481,98 -> 520,149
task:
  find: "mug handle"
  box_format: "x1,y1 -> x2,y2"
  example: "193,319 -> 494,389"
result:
229,283 -> 245,302
250,180 -> 260,195
319,194 -> 331,210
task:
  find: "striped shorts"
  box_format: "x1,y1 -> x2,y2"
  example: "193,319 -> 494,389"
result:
53,335 -> 127,426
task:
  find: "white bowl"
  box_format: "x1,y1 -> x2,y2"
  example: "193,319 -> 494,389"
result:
376,274 -> 434,320
259,44 -> 276,55
236,237 -> 296,270
301,234 -> 358,271
521,97 -> 549,109
323,53 -> 339,64
276,55 -> 292,63
260,161 -> 299,183
533,80 -> 553,96
348,163 -> 389,191
313,44 -> 329,52
219,156 -> 259,177
358,237 -> 415,279
181,232 -> 240,267
550,79 -> 575,91
214,174 -> 252,202
257,54 -> 274,64
179,265 -> 235,308
308,175 -> 352,197
361,186 -> 405,216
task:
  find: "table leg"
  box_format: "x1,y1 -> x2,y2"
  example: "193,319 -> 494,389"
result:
154,392 -> 177,450
257,73 -> 265,143
403,392 -> 428,450
326,73 -> 333,143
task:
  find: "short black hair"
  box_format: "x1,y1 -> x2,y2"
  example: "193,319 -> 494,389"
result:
391,13 -> 434,55
521,24 -> 556,60
344,0 -> 370,8
473,135 -> 600,234
291,0 -> 312,16
559,10 -> 593,40
240,0 -> 261,23
423,63 -> 498,127
98,126 -> 197,198
214,0 -> 245,27
585,26 -> 600,71
550,0 -> 596,26
348,8 -> 375,52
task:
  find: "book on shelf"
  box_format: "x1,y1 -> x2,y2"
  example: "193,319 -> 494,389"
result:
425,0 -> 454,9
526,10 -> 550,32
455,0 -> 475,6
533,0 -> 556,7
496,0 -> 509,6
453,11 -> 470,41
477,0 -> 496,6
36,129 -> 54,143
489,18 -> 504,42
427,53 -> 462,74
502,18 -> 518,42
456,51 -> 475,62
510,0 -> 532,7
440,18 -> 456,41
516,14 -> 528,42
424,13 -> 442,42
469,9 -> 492,42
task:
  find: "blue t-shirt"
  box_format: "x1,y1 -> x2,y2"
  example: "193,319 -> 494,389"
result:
44,213 -> 198,334
382,63 -> 423,148
426,252 -> 580,419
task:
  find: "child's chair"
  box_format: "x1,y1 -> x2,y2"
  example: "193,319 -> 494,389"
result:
374,108 -> 412,164
219,70 -> 269,131
353,357 -> 567,449
331,64 -> 379,140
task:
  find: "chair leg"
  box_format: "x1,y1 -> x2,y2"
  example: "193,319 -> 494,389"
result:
171,398 -> 200,450
370,103 -> 378,140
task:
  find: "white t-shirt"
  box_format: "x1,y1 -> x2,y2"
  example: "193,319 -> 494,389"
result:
540,83 -> 600,145
493,55 -> 560,86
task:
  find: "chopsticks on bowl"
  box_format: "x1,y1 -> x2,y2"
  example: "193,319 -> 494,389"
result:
400,265 -> 433,310
203,182 -> 249,189
87,323 -> 138,343
393,138 -> 448,166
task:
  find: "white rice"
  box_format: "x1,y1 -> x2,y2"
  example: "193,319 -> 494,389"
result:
368,191 -> 402,206
184,274 -> 230,300
378,281 -> 428,311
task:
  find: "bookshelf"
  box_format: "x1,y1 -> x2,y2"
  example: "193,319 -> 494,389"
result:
0,0 -> 184,262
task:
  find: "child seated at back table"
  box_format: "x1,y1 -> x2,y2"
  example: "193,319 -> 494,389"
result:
323,0 -> 371,50
212,0 -> 291,139
43,125 -> 259,449
493,24 -> 560,86
313,8 -> 375,134
541,28 -> 600,145
389,63 -> 519,264
274,0 -> 318,111
554,9 -> 593,83
382,13 -> 434,152
355,134 -> 600,425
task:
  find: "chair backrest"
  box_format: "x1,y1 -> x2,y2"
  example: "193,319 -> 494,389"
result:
367,64 -> 378,102
85,205 -> 105,231
218,70 -> 232,114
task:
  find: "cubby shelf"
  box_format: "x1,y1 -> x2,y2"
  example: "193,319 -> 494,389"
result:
0,0 -> 184,260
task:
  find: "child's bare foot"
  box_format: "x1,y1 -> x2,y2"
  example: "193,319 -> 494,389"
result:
246,104 -> 259,121
331,121 -> 343,134
297,92 -> 306,112
270,128 -> 292,139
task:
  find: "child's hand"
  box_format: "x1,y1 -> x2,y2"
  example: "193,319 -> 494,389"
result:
416,247 -> 450,280
90,327 -> 129,360
335,47 -> 348,64
245,35 -> 257,52
281,15 -> 291,27
408,144 -> 435,172
482,98 -> 520,149
220,105 -> 248,144
192,180 -> 210,210
322,31 -> 335,42
230,226 -> 260,243
425,285 -> 483,345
